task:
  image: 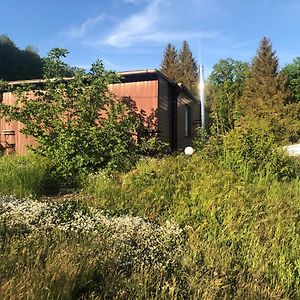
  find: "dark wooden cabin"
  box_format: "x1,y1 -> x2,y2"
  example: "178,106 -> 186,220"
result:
0,69 -> 200,155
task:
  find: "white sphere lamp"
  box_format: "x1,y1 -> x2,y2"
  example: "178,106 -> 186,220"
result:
184,146 -> 194,156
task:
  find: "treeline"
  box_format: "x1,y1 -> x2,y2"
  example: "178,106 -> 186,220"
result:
208,37 -> 300,144
160,37 -> 300,144
0,35 -> 74,81
0,35 -> 43,81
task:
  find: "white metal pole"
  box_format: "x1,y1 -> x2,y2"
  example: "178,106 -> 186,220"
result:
199,64 -> 205,130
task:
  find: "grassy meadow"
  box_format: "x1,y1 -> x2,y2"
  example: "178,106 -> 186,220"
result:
0,148 -> 300,299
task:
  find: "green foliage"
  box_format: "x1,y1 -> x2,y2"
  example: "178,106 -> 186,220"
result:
82,153 -> 300,298
0,154 -> 49,197
160,40 -> 198,95
239,37 -> 287,134
208,58 -> 249,134
214,127 -> 299,180
138,136 -> 170,157
0,35 -> 43,81
196,125 -> 299,182
280,102 -> 300,143
160,43 -> 180,82
0,49 -> 143,186
42,48 -> 74,78
279,57 -> 300,142
282,57 -> 300,103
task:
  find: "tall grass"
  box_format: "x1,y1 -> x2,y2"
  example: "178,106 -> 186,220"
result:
0,230 -> 187,300
83,154 -> 300,298
1,146 -> 300,298
0,197 -> 185,299
0,154 -> 48,197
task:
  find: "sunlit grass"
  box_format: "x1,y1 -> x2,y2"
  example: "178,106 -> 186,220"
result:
1,152 -> 300,298
83,154 -> 300,298
0,154 -> 48,197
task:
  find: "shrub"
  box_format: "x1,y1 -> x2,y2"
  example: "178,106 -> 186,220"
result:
0,49 -> 145,187
204,127 -> 300,181
0,154 -> 50,197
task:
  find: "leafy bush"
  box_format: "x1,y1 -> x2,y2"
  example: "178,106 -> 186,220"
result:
0,49 -> 146,187
204,127 -> 299,181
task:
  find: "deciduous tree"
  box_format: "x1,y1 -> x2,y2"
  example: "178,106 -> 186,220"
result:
208,58 -> 249,134
0,35 -> 43,81
281,57 -> 300,103
0,49 -> 144,186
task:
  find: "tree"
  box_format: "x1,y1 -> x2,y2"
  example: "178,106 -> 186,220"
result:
0,35 -> 43,81
280,57 -> 300,142
208,58 -> 249,134
159,41 -> 199,96
160,43 -> 180,82
0,35 -> 19,80
22,45 -> 43,79
240,37 -> 286,117
281,57 -> 300,103
239,37 -> 287,136
0,49 -> 143,186
178,40 -> 199,96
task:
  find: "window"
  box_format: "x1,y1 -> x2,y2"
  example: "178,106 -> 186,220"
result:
184,105 -> 191,137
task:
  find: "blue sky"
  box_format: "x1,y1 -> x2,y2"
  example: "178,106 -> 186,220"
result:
1,0 -> 300,77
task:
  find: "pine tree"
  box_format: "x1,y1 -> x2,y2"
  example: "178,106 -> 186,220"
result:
240,37 -> 286,120
238,37 -> 292,142
178,40 -> 199,96
160,43 -> 180,82
160,41 -> 199,96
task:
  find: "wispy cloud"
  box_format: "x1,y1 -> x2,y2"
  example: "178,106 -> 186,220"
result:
66,15 -> 105,38
102,58 -> 125,71
122,0 -> 143,4
104,0 -> 162,47
226,38 -> 258,50
103,0 -> 218,48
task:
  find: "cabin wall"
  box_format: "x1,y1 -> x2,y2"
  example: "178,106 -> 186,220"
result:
109,80 -> 158,117
176,92 -> 196,150
0,92 -> 36,155
0,74 -> 199,156
157,77 -> 172,146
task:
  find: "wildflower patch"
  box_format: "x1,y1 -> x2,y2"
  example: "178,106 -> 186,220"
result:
0,196 -> 184,270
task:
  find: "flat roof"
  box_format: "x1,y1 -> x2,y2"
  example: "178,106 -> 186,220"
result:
3,69 -> 198,101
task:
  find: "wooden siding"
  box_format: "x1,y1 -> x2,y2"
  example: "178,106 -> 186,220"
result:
157,77 -> 171,145
0,92 -> 36,155
109,80 -> 158,117
176,92 -> 195,150
1,80 -> 160,155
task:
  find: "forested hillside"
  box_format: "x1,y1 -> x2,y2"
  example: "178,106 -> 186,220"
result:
0,35 -> 43,81
0,35 -> 75,81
